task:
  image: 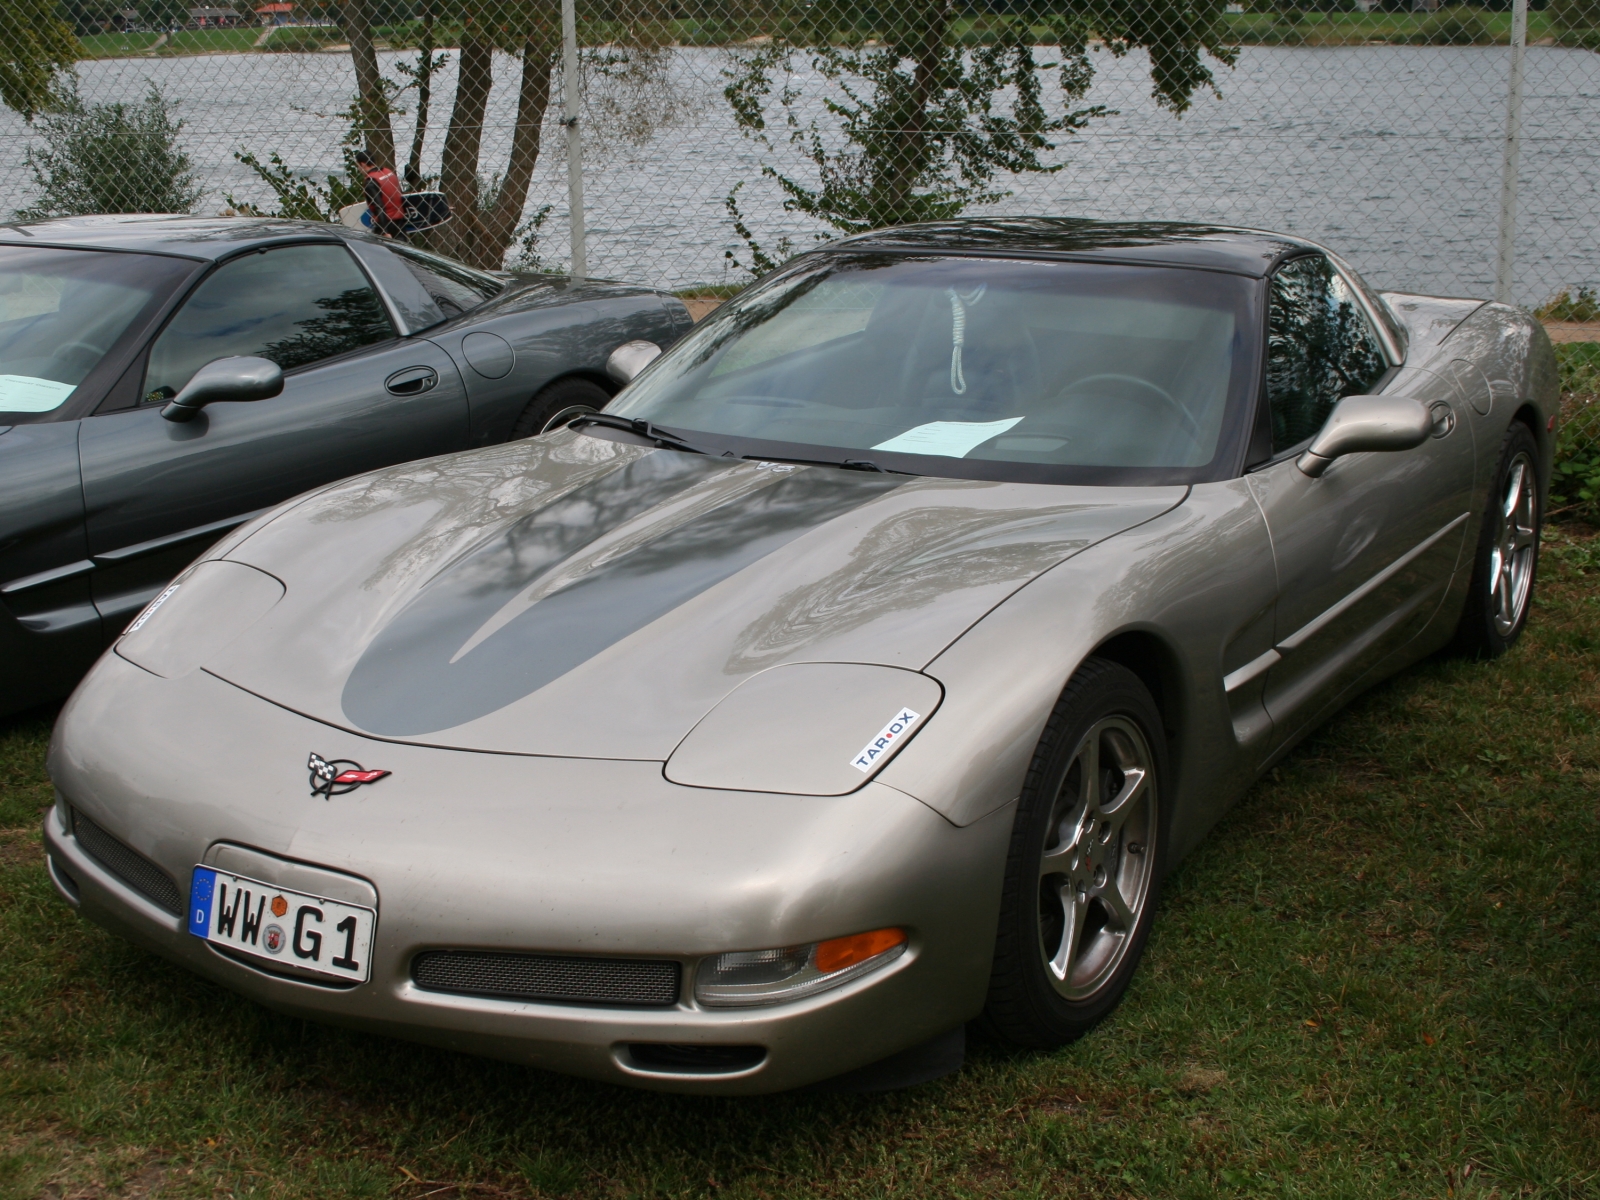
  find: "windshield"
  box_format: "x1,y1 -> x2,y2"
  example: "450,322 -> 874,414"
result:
0,246 -> 190,422
608,254 -> 1260,485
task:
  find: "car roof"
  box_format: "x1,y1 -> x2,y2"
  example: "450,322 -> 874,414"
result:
0,214 -> 373,261
825,219 -> 1318,278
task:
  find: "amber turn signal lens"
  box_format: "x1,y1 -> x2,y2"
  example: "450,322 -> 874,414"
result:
814,927 -> 906,974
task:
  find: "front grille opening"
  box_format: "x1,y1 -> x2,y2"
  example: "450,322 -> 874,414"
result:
412,950 -> 681,1007
70,808 -> 183,915
626,1043 -> 767,1075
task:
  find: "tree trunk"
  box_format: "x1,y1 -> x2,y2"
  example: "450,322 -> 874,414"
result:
405,3 -> 434,188
341,0 -> 395,168
480,36 -> 560,262
439,32 -> 493,263
881,1 -> 949,223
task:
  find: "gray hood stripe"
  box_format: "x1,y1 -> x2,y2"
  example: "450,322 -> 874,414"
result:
341,456 -> 904,735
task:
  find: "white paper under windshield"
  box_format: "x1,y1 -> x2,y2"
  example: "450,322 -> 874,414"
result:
872,418 -> 1023,458
0,375 -> 76,412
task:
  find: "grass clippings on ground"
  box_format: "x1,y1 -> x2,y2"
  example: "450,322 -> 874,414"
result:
1,528 -> 1597,1199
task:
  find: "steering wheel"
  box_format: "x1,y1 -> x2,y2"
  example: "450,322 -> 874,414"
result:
1059,373 -> 1204,444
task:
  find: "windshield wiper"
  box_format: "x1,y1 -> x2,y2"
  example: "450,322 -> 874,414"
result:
742,454 -> 918,476
569,413 -> 709,455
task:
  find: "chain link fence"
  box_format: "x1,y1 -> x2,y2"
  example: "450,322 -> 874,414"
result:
2,0 -> 1598,511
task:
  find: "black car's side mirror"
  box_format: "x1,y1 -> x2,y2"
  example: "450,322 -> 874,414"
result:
161,356 -> 284,423
1297,393 -> 1430,478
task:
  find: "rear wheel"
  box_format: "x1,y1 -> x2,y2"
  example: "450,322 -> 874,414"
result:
982,659 -> 1165,1048
511,376 -> 611,440
1453,422 -> 1541,658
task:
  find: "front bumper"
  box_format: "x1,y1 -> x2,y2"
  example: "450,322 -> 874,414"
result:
45,654 -> 1012,1093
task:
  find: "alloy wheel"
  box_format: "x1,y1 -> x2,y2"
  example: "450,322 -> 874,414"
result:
1489,450 -> 1538,638
1036,715 -> 1157,1001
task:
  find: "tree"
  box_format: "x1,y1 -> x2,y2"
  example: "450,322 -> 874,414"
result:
1,0 -> 78,119
722,0 -> 1237,265
16,80 -> 204,219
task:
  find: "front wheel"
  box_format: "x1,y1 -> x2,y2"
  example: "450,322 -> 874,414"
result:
510,376 -> 611,440
982,658 -> 1166,1048
1453,422 -> 1542,658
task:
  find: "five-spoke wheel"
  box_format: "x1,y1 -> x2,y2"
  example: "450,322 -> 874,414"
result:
1455,422 -> 1542,657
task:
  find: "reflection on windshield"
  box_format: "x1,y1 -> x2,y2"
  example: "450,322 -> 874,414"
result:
610,255 -> 1257,483
0,246 -> 185,416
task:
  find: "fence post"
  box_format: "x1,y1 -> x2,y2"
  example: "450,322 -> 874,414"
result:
561,0 -> 586,280
1495,0 -> 1528,305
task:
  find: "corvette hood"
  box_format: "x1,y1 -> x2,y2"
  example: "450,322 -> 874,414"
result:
204,432 -> 1184,759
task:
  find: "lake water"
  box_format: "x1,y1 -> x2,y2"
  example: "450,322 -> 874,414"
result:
1,44 -> 1595,303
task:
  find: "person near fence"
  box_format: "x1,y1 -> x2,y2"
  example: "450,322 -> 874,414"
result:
355,150 -> 407,240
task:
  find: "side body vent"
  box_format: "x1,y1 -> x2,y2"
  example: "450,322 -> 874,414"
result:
413,950 -> 680,1007
70,808 -> 184,915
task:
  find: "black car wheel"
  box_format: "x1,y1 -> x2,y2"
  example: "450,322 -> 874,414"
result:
1453,422 -> 1542,658
982,658 -> 1166,1048
512,376 -> 612,439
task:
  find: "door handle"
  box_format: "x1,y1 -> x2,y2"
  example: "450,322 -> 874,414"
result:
385,366 -> 438,396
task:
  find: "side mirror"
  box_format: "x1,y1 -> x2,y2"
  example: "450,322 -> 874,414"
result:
1297,393 -> 1430,478
161,356 -> 283,423
605,339 -> 662,385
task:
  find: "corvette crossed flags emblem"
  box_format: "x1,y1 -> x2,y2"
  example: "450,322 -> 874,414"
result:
307,752 -> 390,798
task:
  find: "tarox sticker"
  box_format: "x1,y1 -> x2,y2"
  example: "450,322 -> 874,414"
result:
850,708 -> 923,773
125,582 -> 180,634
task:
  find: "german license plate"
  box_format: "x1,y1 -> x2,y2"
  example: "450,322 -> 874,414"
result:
188,866 -> 375,983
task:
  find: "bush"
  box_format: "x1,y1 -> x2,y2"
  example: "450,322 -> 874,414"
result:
14,79 -> 203,219
1408,8 -> 1500,44
1552,344 -> 1600,523
1537,287 -> 1600,323
1549,0 -> 1600,37
264,25 -> 340,52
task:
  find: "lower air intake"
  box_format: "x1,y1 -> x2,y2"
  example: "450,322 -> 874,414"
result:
70,808 -> 183,915
412,950 -> 680,1007
627,1044 -> 767,1074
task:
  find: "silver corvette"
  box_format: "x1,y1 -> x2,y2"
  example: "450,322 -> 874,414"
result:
44,220 -> 1556,1094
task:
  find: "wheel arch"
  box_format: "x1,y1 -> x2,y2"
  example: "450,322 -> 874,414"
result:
1083,628 -> 1187,776
1509,401 -> 1550,492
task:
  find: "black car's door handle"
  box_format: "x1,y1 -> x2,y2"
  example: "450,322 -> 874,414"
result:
385,367 -> 438,396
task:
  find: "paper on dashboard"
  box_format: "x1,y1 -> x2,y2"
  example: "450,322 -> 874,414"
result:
871,417 -> 1023,458
0,375 -> 77,413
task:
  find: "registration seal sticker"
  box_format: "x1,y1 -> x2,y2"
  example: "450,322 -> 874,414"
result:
849,708 -> 923,773
263,924 -> 286,954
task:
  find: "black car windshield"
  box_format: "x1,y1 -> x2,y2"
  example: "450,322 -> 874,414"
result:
607,254 -> 1260,485
0,246 -> 191,422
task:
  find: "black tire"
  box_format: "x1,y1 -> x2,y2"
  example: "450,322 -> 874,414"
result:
982,658 -> 1167,1049
1452,422 -> 1542,659
510,376 -> 612,440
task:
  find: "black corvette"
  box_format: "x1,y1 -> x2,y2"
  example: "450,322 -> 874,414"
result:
0,215 -> 689,716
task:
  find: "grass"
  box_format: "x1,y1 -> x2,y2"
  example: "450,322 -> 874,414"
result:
159,28 -> 268,55
76,31 -> 165,58
2,530 -> 1598,1199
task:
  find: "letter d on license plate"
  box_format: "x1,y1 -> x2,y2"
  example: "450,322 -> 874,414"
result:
189,866 -> 375,983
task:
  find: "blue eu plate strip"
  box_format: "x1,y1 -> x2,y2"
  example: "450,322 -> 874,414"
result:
188,866 -> 216,937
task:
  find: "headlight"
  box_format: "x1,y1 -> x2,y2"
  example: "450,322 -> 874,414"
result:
665,663 -> 942,795
694,927 -> 907,1007
116,560 -> 284,678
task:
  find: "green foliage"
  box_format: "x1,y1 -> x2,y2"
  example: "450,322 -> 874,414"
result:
1552,342 -> 1600,522
14,79 -> 202,219
1546,0 -> 1600,46
722,0 -> 1236,271
1405,7 -> 1499,45
1537,285 -> 1600,323
226,149 -> 365,221
264,25 -> 344,52
0,0 -> 79,118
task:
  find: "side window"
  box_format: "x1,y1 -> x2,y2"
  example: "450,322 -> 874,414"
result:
144,244 -> 395,401
1265,255 -> 1387,453
386,245 -> 503,320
